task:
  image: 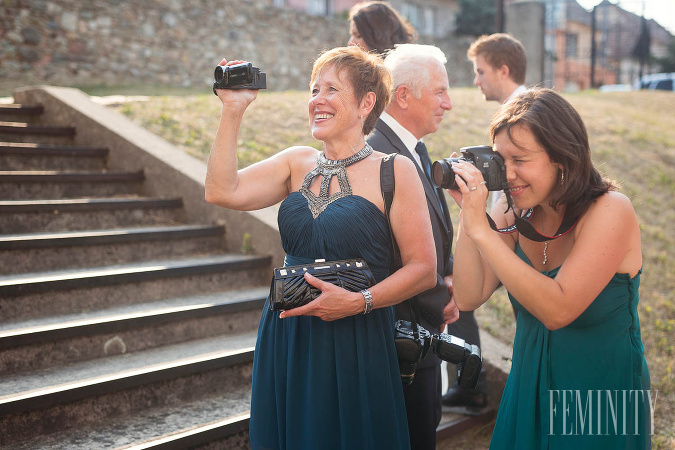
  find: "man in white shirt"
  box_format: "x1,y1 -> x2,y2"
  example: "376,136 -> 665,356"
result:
468,33 -> 528,105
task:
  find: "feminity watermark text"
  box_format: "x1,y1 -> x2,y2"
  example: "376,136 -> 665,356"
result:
549,389 -> 657,436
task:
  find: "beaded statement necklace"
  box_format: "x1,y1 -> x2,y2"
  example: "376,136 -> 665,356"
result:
299,143 -> 373,219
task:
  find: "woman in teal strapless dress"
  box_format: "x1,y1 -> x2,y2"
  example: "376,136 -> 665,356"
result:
206,47 -> 440,449
446,88 -> 651,449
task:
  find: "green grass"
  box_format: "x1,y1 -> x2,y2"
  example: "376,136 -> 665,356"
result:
107,88 -> 675,448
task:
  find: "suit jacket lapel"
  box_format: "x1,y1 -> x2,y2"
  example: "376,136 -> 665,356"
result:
373,120 -> 450,230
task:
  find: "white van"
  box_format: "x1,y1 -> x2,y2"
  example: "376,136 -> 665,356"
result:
634,73 -> 675,92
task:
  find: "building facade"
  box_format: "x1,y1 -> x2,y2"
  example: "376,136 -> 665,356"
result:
530,0 -> 674,91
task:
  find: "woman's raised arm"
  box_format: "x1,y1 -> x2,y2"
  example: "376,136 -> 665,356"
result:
205,59 -> 295,211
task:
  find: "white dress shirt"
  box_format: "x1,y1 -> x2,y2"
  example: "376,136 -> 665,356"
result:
379,111 -> 425,171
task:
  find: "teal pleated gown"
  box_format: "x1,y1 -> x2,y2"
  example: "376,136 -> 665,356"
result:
490,244 -> 651,449
249,192 -> 410,450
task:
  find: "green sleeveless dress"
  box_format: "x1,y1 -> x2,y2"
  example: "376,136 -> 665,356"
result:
490,244 -> 651,449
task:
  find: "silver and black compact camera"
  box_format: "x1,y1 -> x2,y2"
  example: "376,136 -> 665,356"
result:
432,145 -> 507,191
212,62 -> 266,95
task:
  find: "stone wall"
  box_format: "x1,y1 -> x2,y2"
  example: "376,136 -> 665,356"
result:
0,0 -> 475,91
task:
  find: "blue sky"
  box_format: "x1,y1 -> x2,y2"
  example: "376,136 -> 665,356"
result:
576,0 -> 675,34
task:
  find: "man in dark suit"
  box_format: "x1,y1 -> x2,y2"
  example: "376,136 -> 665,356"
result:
368,43 -> 462,449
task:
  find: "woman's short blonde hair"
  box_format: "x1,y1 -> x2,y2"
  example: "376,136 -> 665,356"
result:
311,46 -> 392,135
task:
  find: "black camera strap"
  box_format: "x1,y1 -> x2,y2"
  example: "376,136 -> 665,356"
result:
486,189 -> 579,242
380,154 -> 422,337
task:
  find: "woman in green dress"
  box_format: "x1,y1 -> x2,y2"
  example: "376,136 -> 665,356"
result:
446,88 -> 651,449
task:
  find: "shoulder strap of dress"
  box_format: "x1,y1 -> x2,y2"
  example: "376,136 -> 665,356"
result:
380,153 -> 400,267
380,153 -> 422,329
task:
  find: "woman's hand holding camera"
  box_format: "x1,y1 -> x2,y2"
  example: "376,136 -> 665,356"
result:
213,59 -> 258,111
279,273 -> 365,321
447,156 -> 491,240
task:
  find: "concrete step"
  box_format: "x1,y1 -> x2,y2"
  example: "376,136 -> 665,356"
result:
0,104 -> 44,123
0,121 -> 75,136
0,253 -> 271,321
0,170 -> 144,199
0,121 -> 75,144
0,332 -> 257,447
0,142 -> 108,170
0,196 -> 184,233
0,287 -> 268,375
436,409 -> 497,445
0,104 -> 44,114
5,398 -> 251,450
0,224 -> 226,274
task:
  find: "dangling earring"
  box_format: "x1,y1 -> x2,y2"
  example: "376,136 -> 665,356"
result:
560,169 -> 565,185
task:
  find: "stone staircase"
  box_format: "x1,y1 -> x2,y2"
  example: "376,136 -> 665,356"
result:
0,93 -> 274,449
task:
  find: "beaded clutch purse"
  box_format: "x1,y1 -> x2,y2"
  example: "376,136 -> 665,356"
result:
270,259 -> 376,311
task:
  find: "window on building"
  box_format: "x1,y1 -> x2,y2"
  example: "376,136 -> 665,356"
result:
400,3 -> 435,36
422,7 -> 435,36
400,3 -> 420,30
544,0 -> 565,29
307,0 -> 333,16
566,33 -> 578,58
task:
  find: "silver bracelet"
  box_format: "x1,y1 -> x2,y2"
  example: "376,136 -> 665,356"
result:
361,289 -> 373,314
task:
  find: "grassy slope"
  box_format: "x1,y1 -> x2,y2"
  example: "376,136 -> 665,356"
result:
109,88 -> 674,447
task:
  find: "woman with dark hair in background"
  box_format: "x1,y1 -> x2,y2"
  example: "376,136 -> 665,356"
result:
348,1 -> 416,55
447,87 -> 651,449
207,46 -> 437,449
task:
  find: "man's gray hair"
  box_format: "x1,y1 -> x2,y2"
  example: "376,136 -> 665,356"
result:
384,43 -> 448,99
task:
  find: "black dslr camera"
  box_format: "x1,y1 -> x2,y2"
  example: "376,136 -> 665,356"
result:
394,320 -> 432,385
212,62 -> 267,95
432,145 -> 507,191
394,320 -> 482,388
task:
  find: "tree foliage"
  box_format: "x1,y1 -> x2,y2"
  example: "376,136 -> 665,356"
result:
654,40 -> 675,73
455,0 -> 496,37
632,17 -> 651,61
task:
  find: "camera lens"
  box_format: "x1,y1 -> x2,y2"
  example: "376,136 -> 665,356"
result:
214,65 -> 226,82
432,158 -> 459,189
457,351 -> 482,389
